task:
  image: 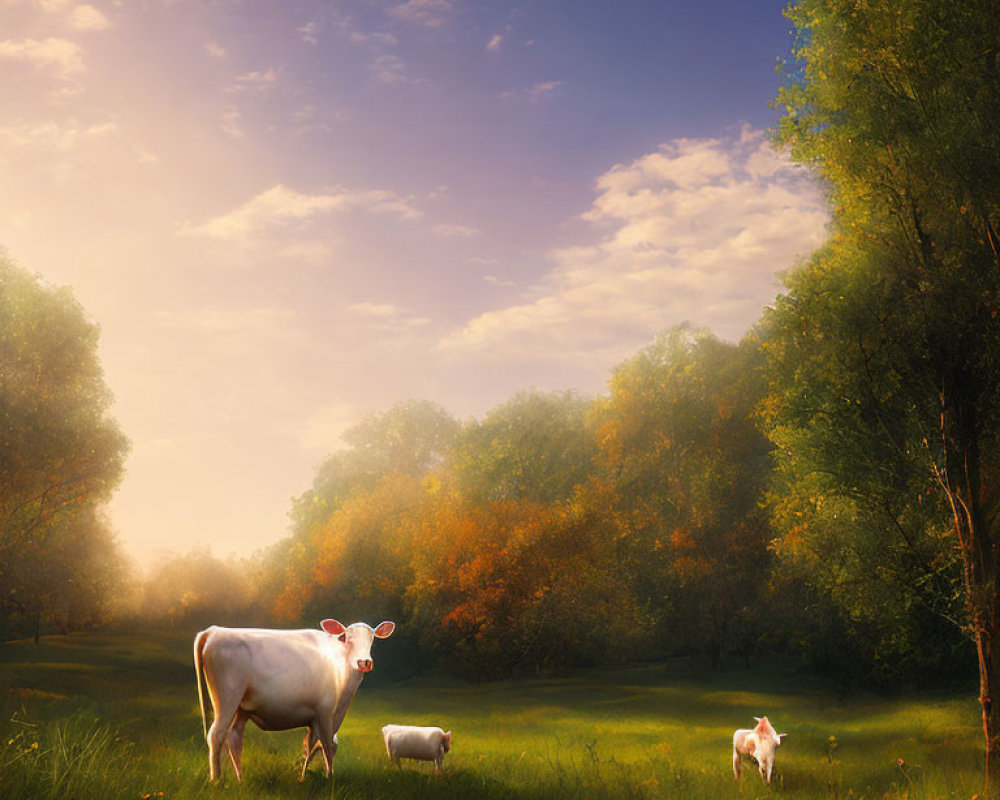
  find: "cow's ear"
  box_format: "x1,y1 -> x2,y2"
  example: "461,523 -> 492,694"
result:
374,621 -> 395,639
321,619 -> 345,636
778,733 -> 788,741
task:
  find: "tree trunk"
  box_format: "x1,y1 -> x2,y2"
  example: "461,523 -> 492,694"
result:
965,519 -> 1000,798
976,619 -> 1000,799
942,396 -> 1000,798
962,517 -> 1000,799
32,607 -> 41,644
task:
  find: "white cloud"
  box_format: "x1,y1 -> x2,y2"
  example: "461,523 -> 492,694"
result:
387,0 -> 453,27
485,34 -> 503,52
299,21 -> 318,45
204,40 -> 226,59
433,222 -> 479,238
70,4 -> 111,31
228,67 -> 277,93
0,37 -> 85,81
0,119 -> 117,150
439,128 -> 828,362
349,30 -> 400,47
371,53 -> 418,86
219,107 -> 244,139
182,184 -> 422,241
347,302 -> 432,334
500,80 -> 563,103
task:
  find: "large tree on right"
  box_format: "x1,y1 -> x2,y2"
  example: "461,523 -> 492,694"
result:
768,0 -> 1000,791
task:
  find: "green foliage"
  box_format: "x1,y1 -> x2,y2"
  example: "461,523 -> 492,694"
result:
451,390 -> 598,505
592,327 -> 774,666
131,549 -> 255,629
0,258 -> 129,641
769,1 -> 1000,777
288,400 -> 459,537
251,328 -> 787,679
761,240 -> 967,677
406,482 -> 650,678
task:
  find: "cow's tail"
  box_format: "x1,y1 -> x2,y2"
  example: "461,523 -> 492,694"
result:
193,629 -> 211,741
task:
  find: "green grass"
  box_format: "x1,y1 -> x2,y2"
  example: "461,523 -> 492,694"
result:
0,631 -> 986,799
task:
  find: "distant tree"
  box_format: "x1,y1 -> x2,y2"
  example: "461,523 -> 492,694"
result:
0,258 -> 129,640
771,0 -> 1000,788
450,390 -> 597,505
406,482 -> 649,678
289,400 -> 458,537
592,326 -> 773,666
139,549 -> 253,628
274,473 -> 423,624
3,507 -> 126,642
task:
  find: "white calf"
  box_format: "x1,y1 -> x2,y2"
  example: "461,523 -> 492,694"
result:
382,724 -> 451,773
732,716 -> 787,784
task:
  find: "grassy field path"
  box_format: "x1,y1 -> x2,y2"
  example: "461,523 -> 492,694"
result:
0,631 -> 985,799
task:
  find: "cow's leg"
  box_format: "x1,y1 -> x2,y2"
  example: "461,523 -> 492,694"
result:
732,750 -> 740,781
226,711 -> 248,783
300,726 -> 323,781
316,718 -> 338,778
206,697 -> 240,782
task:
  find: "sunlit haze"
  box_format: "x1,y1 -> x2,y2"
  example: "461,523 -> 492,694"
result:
0,0 -> 829,566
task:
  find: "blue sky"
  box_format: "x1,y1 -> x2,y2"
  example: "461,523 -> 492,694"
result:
0,0 -> 828,565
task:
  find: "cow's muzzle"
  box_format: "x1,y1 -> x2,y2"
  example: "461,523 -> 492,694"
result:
357,659 -> 373,673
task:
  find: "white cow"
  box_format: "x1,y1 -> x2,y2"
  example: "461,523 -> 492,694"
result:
732,715 -> 787,784
382,724 -> 451,773
193,619 -> 395,782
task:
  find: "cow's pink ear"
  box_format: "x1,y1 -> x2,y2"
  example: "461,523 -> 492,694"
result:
374,621 -> 395,639
321,619 -> 345,636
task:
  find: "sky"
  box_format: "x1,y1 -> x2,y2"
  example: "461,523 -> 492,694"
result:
0,0 -> 830,568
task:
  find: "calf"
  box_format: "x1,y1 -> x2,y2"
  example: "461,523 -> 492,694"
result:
382,724 -> 451,773
732,716 -> 787,784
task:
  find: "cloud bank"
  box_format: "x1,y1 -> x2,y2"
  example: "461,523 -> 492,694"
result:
441,128 -> 828,362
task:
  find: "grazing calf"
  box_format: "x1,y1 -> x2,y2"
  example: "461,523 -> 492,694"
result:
732,716 -> 787,784
382,724 -> 452,773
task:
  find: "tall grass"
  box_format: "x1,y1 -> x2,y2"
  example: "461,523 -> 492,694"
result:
0,632 -> 986,799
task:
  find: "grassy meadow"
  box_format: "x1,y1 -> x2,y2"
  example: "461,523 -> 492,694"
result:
0,631 -> 986,799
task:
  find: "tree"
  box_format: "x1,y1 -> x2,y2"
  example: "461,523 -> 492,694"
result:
450,390 -> 597,505
772,0 -> 1000,788
3,507 -> 126,642
275,473 -> 424,625
592,327 -> 774,666
137,548 -> 254,629
289,400 -> 458,538
0,258 -> 129,639
405,482 -> 649,678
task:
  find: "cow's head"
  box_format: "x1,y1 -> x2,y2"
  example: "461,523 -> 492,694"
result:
321,619 -> 395,673
443,731 -> 452,753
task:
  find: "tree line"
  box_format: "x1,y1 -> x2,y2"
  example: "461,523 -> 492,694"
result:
2,0 -> 999,790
